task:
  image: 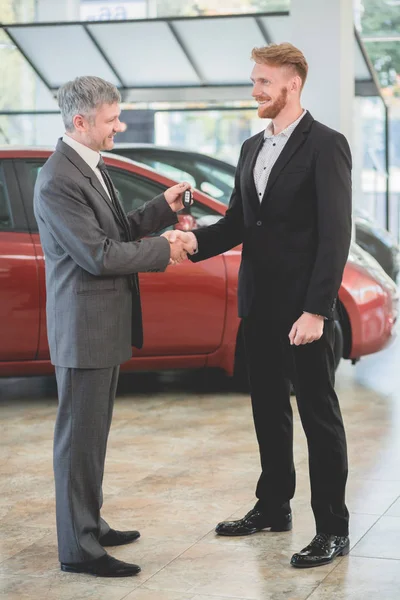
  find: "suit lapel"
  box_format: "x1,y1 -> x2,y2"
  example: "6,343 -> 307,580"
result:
111,184 -> 132,239
245,132 -> 265,215
261,112 -> 314,205
56,138 -> 126,229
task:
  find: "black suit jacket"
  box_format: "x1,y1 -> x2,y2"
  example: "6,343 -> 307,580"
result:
191,112 -> 352,324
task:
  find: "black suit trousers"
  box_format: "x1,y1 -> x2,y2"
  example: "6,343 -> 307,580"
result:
242,308 -> 349,536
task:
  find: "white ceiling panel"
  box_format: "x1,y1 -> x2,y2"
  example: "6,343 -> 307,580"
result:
88,21 -> 200,86
3,14 -> 381,99
7,25 -> 120,88
259,15 -> 290,44
172,17 -> 267,84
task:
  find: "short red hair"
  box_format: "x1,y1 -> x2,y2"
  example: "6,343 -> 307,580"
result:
251,43 -> 308,88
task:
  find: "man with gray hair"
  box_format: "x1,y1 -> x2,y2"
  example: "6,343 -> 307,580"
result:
34,76 -> 195,577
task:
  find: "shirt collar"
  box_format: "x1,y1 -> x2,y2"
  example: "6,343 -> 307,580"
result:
264,109 -> 307,140
62,134 -> 100,172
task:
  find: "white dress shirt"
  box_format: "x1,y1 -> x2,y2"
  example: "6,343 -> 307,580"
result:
62,134 -> 111,201
253,110 -> 307,201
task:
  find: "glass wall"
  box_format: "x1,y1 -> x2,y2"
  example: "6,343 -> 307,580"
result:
153,0 -> 289,18
2,0 -> 290,24
154,109 -> 263,166
352,96 -> 388,229
2,0 -> 397,241
0,114 -> 64,146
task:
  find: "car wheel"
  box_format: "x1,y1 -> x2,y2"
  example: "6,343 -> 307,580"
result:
333,317 -> 344,371
233,318 -> 344,393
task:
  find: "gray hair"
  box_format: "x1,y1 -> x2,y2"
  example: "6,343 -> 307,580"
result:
57,76 -> 121,131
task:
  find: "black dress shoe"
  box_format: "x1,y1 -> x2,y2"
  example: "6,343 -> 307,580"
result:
99,528 -> 140,546
290,533 -> 350,568
61,554 -> 141,577
215,508 -> 292,536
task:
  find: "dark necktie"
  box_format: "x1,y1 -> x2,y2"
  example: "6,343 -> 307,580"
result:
97,156 -> 133,242
97,156 -> 124,218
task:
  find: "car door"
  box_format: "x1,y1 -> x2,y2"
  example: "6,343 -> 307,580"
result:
15,157 -> 227,359
118,148 -> 235,205
13,158 -> 50,359
108,166 -> 227,357
0,159 -> 40,361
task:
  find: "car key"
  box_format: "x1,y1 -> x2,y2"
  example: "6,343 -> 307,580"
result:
182,189 -> 192,208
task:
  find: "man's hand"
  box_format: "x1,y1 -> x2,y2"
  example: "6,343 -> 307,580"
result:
164,182 -> 193,213
161,230 -> 197,265
162,230 -> 197,265
288,312 -> 324,346
164,230 -> 197,253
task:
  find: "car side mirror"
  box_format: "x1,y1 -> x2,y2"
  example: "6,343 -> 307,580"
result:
175,214 -> 197,232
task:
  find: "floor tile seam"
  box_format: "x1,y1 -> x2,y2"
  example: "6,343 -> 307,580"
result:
346,509 -> 393,516
165,463 -> 262,474
347,513 -> 383,553
349,552 -> 400,561
302,584 -> 322,600
140,528 -> 217,589
382,494 -> 400,517
0,530 -> 57,568
141,585 -> 260,600
0,519 -> 55,530
118,584 -> 154,600
349,508 -> 400,554
12,574 -> 55,597
0,524 -> 53,535
351,474 -> 400,483
298,516 -> 390,596
297,551 -> 355,599
3,570 -> 133,594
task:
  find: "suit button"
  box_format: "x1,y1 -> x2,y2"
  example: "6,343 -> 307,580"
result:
256,220 -> 262,226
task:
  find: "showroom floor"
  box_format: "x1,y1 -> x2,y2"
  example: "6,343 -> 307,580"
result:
1,334 -> 400,600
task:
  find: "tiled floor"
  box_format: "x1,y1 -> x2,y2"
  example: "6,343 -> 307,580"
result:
1,333 -> 400,600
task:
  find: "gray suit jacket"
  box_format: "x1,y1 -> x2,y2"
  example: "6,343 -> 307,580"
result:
34,139 -> 177,368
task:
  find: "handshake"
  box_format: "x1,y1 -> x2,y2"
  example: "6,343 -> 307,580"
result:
161,230 -> 198,265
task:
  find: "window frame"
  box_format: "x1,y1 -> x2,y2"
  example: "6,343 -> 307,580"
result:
107,166 -> 169,213
13,158 -> 46,233
0,159 -> 30,233
15,158 -> 223,234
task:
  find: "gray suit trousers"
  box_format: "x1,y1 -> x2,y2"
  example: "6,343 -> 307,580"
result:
54,366 -> 119,563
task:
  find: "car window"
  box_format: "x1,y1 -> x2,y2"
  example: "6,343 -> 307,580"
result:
130,152 -> 233,205
19,159 -> 223,234
197,163 -> 235,188
108,168 -> 167,213
108,168 -> 180,236
0,163 -> 14,231
132,157 -> 197,189
22,160 -> 167,217
189,201 -> 222,227
18,161 -> 45,232
26,163 -> 43,188
195,162 -> 234,202
109,168 -> 222,231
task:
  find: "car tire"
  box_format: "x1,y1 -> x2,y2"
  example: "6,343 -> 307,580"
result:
233,317 -> 344,393
333,317 -> 344,371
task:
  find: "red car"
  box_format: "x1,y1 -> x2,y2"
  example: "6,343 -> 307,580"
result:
0,148 -> 397,383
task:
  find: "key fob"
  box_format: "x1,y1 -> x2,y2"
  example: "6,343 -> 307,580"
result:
182,189 -> 192,208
